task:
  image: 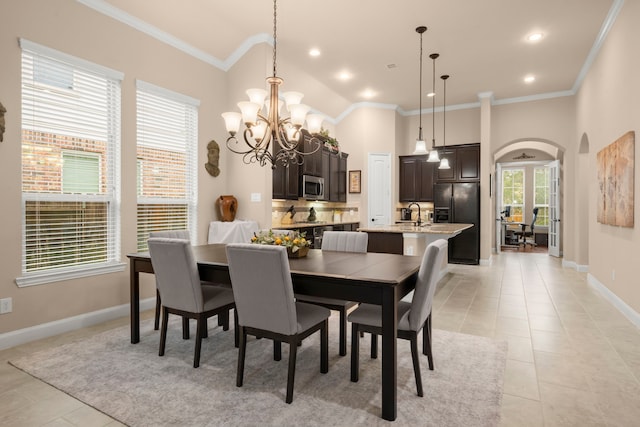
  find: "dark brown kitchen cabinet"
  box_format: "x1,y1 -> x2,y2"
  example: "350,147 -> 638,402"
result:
321,149 -> 348,202
299,130 -> 323,177
435,143 -> 480,183
399,155 -> 434,202
272,160 -> 299,200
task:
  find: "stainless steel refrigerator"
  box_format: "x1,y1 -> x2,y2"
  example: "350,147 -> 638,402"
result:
433,182 -> 480,264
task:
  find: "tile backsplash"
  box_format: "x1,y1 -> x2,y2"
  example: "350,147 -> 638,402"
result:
272,200 -> 360,226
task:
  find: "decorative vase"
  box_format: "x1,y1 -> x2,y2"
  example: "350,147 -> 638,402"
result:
218,195 -> 238,222
287,246 -> 309,258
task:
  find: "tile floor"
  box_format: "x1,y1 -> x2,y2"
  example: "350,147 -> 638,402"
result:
1,251 -> 639,426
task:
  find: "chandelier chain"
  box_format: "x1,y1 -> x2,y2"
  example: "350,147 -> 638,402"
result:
272,0 -> 277,77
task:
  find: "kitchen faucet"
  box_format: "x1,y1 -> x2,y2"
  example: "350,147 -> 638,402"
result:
407,202 -> 422,226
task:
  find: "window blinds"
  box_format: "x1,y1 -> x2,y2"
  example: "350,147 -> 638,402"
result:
136,81 -> 198,251
19,39 -> 123,284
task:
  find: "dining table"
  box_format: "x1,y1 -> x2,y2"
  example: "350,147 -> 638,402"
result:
127,244 -> 423,421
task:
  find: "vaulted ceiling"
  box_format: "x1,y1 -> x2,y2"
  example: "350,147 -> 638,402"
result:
96,0 -> 618,118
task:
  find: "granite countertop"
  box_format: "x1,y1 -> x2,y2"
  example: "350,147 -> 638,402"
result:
273,220 -> 360,230
358,223 -> 474,235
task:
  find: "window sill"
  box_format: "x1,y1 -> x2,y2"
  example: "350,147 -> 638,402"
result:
15,262 -> 127,287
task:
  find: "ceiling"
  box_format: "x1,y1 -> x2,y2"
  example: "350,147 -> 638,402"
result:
95,0 -> 618,118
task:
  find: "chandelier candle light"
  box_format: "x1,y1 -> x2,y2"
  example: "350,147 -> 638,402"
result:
221,0 -> 322,169
413,26 -> 429,155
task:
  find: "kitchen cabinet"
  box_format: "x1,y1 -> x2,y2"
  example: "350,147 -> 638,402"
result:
399,155 -> 435,202
299,130 -> 323,177
322,149 -> 348,202
367,232 -> 404,255
435,143 -> 480,183
272,158 -> 299,200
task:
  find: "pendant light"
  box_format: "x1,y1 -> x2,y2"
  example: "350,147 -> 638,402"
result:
427,53 -> 440,162
438,74 -> 451,170
412,26 -> 428,155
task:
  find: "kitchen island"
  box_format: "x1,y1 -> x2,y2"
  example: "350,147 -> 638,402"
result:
358,223 -> 473,274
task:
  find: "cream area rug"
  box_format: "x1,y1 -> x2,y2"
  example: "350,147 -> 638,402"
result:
10,315 -> 507,426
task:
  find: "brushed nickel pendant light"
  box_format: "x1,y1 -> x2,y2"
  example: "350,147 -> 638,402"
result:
427,53 -> 441,162
412,26 -> 428,155
438,74 -> 451,170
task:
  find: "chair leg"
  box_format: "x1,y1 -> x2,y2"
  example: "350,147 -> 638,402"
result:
423,314 -> 434,370
234,309 -> 239,348
182,317 -> 190,340
159,308 -> 169,356
339,308 -> 347,356
154,289 -> 161,330
274,340 -> 282,361
320,320 -> 328,373
236,326 -> 246,387
286,341 -> 298,404
371,333 -> 378,359
350,323 -> 360,382
219,310 -> 229,331
410,332 -> 424,397
194,315 -> 204,368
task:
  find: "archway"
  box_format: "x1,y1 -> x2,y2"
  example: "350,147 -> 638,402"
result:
493,139 -> 565,256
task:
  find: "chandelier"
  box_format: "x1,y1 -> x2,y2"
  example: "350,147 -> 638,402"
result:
221,0 -> 322,169
412,26 -> 428,155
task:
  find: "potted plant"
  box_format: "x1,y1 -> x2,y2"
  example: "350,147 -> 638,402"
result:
251,229 -> 311,258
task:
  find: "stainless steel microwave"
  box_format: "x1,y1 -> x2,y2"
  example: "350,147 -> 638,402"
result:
301,175 -> 325,200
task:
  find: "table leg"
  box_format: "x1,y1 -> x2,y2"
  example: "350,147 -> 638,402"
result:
130,260 -> 140,344
381,286 -> 398,421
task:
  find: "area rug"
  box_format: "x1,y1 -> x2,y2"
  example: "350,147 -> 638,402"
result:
10,316 -> 507,426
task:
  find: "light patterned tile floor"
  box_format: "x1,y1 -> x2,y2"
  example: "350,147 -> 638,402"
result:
1,251 -> 639,426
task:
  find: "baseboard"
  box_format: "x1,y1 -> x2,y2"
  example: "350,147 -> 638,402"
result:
480,256 -> 492,266
0,297 -> 156,351
562,259 -> 589,272
587,273 -> 640,329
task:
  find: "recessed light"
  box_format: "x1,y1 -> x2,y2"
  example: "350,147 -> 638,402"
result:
309,48 -> 321,57
524,75 -> 535,83
527,32 -> 543,42
338,71 -> 352,81
427,92 -> 435,98
361,89 -> 376,99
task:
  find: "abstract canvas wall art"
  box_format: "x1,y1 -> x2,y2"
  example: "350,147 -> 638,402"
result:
597,131 -> 634,227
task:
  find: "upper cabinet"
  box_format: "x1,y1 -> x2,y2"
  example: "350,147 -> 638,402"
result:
272,158 -> 299,200
299,130 -> 323,177
435,143 -> 480,183
399,155 -> 435,202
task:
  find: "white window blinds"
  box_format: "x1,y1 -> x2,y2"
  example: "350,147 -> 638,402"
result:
136,81 -> 198,251
18,39 -> 123,286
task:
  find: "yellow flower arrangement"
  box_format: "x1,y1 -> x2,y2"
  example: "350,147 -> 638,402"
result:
251,229 -> 311,254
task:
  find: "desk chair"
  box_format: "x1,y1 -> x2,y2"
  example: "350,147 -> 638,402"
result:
226,243 -> 330,404
514,207 -> 539,248
295,231 -> 368,356
148,238 -> 236,368
348,239 -> 448,397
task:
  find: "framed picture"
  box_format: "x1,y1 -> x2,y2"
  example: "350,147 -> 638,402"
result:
349,170 -> 361,193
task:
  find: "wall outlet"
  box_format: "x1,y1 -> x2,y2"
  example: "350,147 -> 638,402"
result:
0,297 -> 12,314
250,192 -> 261,202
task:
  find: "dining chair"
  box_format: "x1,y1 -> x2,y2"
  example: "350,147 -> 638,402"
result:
148,238 -> 236,368
149,230 -> 191,331
348,239 -> 447,397
295,231 -> 368,356
225,243 -> 330,404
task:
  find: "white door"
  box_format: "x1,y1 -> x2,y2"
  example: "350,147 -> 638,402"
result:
368,153 -> 391,226
495,164 -> 503,254
548,160 -> 561,257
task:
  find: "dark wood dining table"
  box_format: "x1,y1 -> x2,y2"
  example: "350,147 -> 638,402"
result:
127,244 -> 422,421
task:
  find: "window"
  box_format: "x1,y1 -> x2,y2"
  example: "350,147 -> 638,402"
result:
534,167 -> 550,226
502,168 -> 524,223
136,81 -> 198,251
18,39 -> 123,286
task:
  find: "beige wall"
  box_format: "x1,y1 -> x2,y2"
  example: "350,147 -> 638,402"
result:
576,0 -> 640,313
0,0 -> 228,333
1,0 -> 638,338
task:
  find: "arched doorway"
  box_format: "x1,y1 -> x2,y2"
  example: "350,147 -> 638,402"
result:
493,140 -> 564,256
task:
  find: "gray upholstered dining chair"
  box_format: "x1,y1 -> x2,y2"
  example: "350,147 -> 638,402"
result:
148,238 -> 236,368
225,243 -> 330,404
348,239 -> 447,397
295,231 -> 368,356
149,230 -> 191,331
